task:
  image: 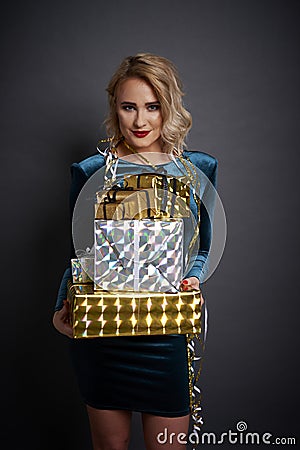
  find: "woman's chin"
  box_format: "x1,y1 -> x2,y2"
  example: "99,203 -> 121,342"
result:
125,136 -> 163,153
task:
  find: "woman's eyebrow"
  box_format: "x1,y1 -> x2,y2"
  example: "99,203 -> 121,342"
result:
120,101 -> 160,105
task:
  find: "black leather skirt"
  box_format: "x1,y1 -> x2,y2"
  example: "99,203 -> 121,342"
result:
69,334 -> 190,417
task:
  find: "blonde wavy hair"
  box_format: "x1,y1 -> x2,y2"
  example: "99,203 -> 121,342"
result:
105,53 -> 192,155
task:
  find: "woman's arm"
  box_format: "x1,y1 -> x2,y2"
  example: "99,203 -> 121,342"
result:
53,163 -> 90,337
182,152 -> 218,286
53,154 -> 106,336
54,163 -> 88,312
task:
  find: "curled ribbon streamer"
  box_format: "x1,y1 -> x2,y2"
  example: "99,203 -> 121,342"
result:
96,138 -> 119,189
186,301 -> 208,449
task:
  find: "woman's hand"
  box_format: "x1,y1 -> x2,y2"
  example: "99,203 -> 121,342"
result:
180,277 -> 205,306
52,300 -> 73,338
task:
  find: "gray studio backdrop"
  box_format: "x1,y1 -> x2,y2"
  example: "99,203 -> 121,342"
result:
1,0 -> 299,449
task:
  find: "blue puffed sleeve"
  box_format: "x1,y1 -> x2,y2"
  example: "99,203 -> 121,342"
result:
182,151 -> 218,284
54,154 -> 105,311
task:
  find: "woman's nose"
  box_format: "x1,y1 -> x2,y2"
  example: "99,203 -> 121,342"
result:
133,109 -> 147,128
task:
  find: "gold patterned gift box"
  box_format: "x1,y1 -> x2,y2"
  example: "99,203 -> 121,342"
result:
95,173 -> 191,220
124,172 -> 190,197
67,281 -> 202,338
95,188 -> 158,220
124,173 -> 191,219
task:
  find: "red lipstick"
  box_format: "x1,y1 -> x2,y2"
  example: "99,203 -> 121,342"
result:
132,130 -> 150,138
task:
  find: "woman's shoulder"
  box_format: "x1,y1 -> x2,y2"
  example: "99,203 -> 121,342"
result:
182,150 -> 218,178
70,150 -> 218,180
71,153 -> 106,179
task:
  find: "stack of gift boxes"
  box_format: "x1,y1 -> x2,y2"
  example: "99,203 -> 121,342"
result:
68,173 -> 202,337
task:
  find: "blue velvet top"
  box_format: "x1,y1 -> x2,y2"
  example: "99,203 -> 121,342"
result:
55,150 -> 218,311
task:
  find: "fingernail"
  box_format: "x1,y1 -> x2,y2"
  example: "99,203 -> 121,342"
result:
182,280 -> 188,285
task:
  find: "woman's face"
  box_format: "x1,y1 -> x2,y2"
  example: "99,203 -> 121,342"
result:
116,77 -> 163,152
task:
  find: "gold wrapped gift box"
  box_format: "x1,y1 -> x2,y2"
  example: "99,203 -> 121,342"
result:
124,172 -> 190,193
67,281 -> 202,338
95,173 -> 191,220
95,189 -> 158,220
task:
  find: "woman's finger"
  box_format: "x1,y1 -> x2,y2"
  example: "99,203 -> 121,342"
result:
180,277 -> 200,291
180,279 -> 190,291
53,304 -> 73,338
62,324 -> 74,338
181,279 -> 192,290
200,293 -> 205,306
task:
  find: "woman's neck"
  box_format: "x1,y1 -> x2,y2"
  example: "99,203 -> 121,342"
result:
116,139 -> 163,158
115,139 -> 172,165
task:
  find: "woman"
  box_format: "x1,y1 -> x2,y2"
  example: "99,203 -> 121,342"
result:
53,53 -> 218,450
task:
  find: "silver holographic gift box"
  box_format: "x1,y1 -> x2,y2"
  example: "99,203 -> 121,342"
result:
71,257 -> 94,283
94,218 -> 183,293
